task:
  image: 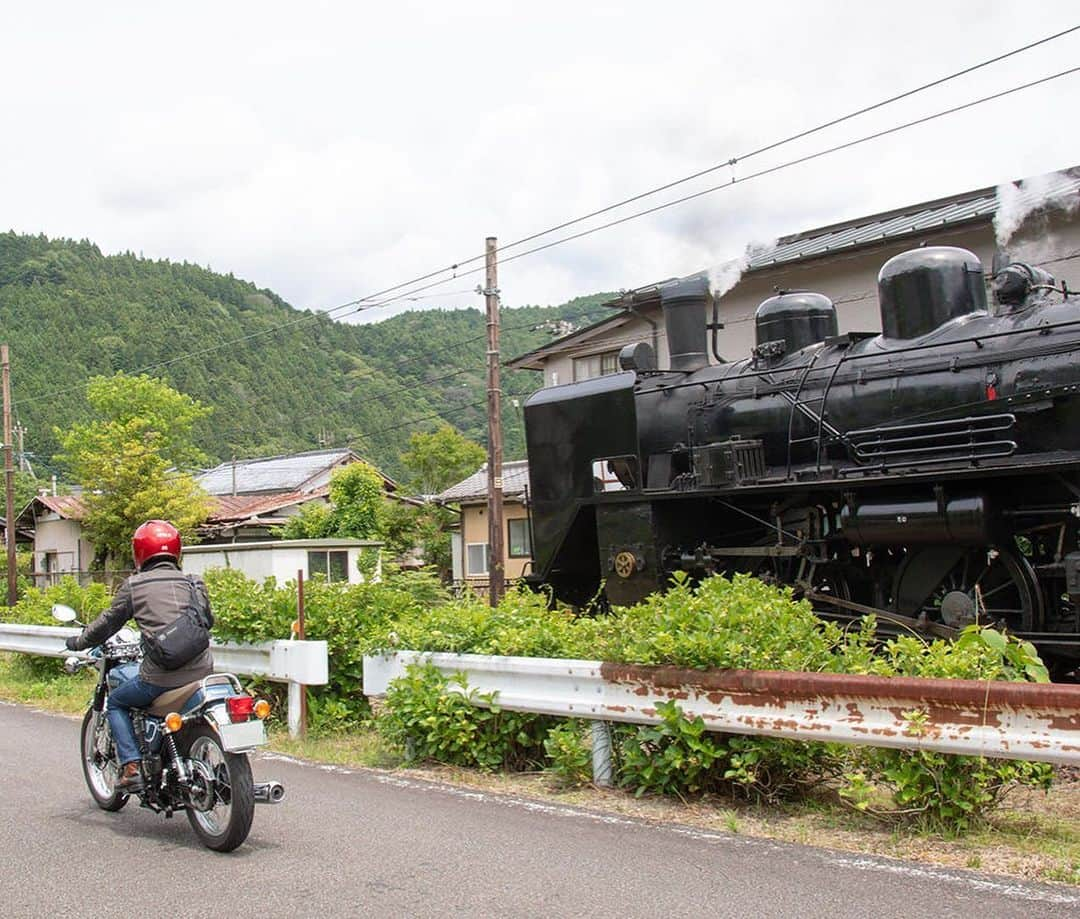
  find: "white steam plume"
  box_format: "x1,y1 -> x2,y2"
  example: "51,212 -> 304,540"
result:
707,239 -> 776,299
994,171 -> 1080,248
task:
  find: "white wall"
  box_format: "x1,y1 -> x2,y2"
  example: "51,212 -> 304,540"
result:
183,540 -> 381,585
32,517 -> 94,581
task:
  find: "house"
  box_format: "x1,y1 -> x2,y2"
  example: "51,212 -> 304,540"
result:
437,460 -> 532,587
196,447 -> 397,543
507,168 -> 1080,383
181,537 -> 382,586
15,495 -> 93,587
197,447 -> 396,497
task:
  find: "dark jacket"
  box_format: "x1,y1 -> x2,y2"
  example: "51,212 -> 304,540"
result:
75,559 -> 214,689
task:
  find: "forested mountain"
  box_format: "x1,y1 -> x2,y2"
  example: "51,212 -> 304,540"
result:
0,232 -> 612,482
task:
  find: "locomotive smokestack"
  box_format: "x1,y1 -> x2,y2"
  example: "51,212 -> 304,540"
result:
659,276 -> 711,373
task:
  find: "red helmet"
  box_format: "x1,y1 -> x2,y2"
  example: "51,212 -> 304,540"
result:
132,520 -> 182,570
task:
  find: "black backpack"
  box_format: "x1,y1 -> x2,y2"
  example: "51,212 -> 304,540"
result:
141,575 -> 215,670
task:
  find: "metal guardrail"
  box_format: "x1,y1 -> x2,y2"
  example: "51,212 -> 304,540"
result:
364,651 -> 1080,771
0,623 -> 328,737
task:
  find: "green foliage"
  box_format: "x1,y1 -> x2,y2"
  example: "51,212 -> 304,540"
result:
543,720 -> 593,786
0,232 -> 612,479
380,500 -> 456,580
400,425 -> 486,496
281,502 -> 336,540
1,577 -> 112,676
280,464 -> 384,544
377,663 -> 549,771
55,372 -> 212,565
205,568 -> 427,732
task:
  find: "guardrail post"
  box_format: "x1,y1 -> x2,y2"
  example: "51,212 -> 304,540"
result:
287,681 -> 303,739
591,721 -> 613,787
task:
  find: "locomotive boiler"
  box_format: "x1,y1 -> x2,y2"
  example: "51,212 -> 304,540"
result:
523,246 -> 1080,670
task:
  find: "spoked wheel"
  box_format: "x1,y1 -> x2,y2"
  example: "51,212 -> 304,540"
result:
80,708 -> 128,811
183,725 -> 255,852
893,545 -> 1042,633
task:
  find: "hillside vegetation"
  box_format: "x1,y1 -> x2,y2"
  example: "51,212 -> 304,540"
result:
0,232 -> 611,479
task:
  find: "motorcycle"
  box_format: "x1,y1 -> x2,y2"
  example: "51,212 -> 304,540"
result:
53,603 -> 285,852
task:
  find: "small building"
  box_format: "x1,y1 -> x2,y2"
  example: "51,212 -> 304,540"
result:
196,448 -> 398,544
15,495 -> 94,587
197,447 -> 396,497
437,460 -> 532,588
181,537 -> 382,586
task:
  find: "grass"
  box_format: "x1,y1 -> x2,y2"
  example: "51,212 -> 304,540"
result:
2,651 -> 1077,887
0,652 -> 96,714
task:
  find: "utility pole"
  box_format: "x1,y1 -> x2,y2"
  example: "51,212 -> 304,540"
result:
14,423 -> 26,473
2,345 -> 16,606
483,237 -> 505,606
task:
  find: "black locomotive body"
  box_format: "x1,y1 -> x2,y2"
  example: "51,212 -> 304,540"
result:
523,246 -> 1080,667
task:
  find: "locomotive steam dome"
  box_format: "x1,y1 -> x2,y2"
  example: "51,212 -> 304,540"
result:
754,291 -> 838,354
878,246 -> 987,339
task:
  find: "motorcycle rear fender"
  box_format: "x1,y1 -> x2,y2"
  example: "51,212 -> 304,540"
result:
201,703 -> 268,753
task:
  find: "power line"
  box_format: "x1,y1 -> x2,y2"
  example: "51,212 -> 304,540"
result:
14,27 -> 1076,409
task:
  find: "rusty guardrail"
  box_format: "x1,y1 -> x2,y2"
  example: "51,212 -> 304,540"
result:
363,651 -> 1080,767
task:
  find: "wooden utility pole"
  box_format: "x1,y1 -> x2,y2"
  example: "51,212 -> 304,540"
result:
484,237 -> 505,606
2,345 -> 16,606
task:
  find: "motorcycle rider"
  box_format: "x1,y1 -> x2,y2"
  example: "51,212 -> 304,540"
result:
65,520 -> 214,791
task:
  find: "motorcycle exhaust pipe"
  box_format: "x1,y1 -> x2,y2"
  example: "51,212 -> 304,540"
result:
253,781 -> 285,804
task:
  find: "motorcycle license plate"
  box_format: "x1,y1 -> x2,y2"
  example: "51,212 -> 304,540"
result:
216,719 -> 266,752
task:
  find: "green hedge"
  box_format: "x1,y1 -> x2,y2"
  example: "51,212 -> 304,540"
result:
0,569 -> 1055,830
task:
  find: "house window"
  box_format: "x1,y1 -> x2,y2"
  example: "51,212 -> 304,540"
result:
572,350 -> 620,382
466,543 -> 489,576
308,550 -> 349,583
507,519 -> 531,557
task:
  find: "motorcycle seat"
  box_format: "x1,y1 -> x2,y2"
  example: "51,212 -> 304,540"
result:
146,680 -> 204,717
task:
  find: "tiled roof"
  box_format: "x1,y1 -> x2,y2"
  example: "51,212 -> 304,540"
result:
436,460 -> 530,504
207,487 -> 329,524
197,448 -> 395,496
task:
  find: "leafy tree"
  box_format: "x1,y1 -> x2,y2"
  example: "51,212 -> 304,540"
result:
328,462 -> 384,538
56,373 -> 212,567
400,425 -> 486,496
281,462 -> 384,540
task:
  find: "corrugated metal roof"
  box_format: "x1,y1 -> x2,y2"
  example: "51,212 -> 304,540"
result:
745,172 -> 1080,270
437,460 -> 530,504
197,449 -> 395,496
36,495 -> 87,520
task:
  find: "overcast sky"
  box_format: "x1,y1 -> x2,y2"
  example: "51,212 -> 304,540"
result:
3,2 -> 1078,322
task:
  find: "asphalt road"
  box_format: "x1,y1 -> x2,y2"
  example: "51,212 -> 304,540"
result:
1,701 -> 1077,919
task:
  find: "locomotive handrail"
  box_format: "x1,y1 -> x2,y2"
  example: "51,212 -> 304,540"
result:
635,311 -> 1080,400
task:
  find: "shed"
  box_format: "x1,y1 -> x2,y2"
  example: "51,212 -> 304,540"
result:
181,537 -> 382,585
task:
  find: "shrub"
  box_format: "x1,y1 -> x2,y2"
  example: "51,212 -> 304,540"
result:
377,662 -> 550,771
543,720 -> 593,787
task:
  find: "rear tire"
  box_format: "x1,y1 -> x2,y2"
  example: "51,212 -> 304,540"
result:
183,725 -> 255,852
80,708 -> 129,812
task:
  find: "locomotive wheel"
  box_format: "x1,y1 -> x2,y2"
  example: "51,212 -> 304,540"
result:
892,546 -> 1042,633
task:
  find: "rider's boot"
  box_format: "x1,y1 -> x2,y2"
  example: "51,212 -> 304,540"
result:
117,761 -> 144,792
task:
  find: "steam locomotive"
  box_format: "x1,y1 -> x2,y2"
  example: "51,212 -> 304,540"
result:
523,245 -> 1080,669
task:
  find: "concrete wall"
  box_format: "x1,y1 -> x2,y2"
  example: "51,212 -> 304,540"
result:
182,540 -> 381,585
32,516 -> 94,585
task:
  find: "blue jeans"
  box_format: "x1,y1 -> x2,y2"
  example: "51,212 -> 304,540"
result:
107,665 -> 166,766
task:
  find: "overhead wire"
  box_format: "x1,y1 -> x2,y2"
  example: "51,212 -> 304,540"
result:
14,25 -> 1078,410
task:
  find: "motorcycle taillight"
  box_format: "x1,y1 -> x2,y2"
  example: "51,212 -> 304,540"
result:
226,695 -> 255,723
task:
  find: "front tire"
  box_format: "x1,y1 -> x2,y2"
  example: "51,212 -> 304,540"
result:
183,725 -> 255,852
80,708 -> 128,812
